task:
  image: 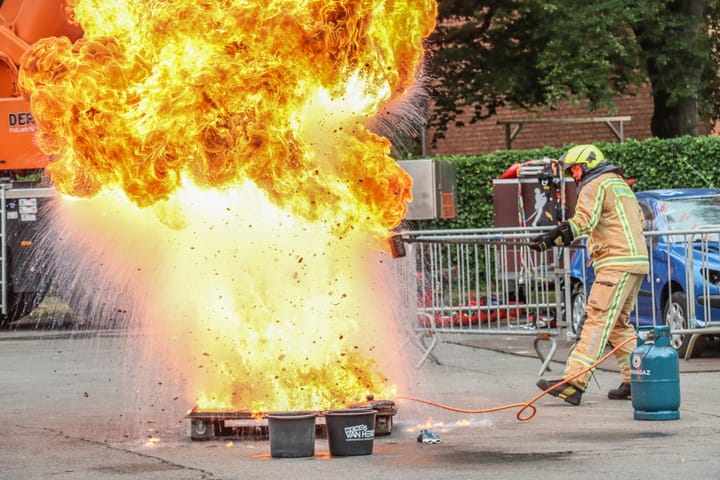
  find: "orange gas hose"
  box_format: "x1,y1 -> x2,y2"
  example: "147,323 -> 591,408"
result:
397,335 -> 638,422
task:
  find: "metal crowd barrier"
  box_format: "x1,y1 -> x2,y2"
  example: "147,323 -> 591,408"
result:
571,228 -> 720,360
398,227 -> 573,374
400,226 -> 720,369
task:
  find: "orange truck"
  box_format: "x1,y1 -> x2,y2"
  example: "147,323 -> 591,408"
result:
0,0 -> 81,324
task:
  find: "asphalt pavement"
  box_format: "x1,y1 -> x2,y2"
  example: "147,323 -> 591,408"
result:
1,327 -> 719,480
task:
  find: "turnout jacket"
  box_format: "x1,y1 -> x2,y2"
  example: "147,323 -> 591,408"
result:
569,164 -> 649,274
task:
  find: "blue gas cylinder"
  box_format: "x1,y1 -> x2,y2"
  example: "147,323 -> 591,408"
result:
630,326 -> 680,420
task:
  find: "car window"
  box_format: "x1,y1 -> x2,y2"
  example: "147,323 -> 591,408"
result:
661,195 -> 720,233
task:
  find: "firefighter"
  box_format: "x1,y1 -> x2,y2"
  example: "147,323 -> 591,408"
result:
529,144 -> 649,405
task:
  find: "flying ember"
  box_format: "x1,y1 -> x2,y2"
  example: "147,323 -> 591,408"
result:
19,0 -> 437,413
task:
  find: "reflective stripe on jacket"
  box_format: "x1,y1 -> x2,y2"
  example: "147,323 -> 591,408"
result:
569,172 -> 649,274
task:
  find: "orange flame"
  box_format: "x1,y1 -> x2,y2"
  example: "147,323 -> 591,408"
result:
19,0 -> 436,238
19,0 -> 437,413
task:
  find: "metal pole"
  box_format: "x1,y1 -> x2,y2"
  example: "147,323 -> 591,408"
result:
1,183 -> 8,317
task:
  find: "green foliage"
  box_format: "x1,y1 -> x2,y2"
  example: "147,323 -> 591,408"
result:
610,136 -> 720,190
414,136 -> 720,230
428,1 -> 720,140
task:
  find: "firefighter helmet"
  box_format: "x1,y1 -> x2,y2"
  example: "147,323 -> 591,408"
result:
559,144 -> 605,174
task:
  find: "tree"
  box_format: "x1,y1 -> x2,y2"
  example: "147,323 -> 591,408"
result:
427,1 -> 720,140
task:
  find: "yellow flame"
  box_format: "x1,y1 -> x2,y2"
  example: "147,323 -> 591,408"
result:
145,437 -> 160,447
20,0 -> 437,413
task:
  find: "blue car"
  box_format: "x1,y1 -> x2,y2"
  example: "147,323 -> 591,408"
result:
568,188 -> 720,357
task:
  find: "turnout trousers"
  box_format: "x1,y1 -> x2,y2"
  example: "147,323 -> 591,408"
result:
564,269 -> 644,389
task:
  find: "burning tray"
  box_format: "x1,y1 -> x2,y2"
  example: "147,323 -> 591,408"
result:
187,397 -> 397,441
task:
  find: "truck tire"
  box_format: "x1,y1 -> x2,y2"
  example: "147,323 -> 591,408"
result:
3,288 -> 49,325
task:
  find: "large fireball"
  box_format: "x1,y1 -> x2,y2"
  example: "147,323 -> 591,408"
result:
19,0 -> 437,413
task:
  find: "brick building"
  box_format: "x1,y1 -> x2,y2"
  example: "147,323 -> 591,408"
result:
426,85 -> 656,156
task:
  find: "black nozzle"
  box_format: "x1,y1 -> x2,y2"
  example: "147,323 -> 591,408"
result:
389,234 -> 406,258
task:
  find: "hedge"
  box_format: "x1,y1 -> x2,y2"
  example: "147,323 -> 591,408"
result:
412,135 -> 720,230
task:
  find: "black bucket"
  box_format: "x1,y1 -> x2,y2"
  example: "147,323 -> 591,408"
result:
266,412 -> 317,458
324,408 -> 376,456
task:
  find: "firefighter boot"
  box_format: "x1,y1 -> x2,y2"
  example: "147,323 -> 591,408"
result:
536,378 -> 584,406
607,382 -> 632,400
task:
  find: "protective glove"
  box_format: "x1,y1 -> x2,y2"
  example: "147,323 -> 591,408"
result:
529,221 -> 574,251
529,232 -> 553,252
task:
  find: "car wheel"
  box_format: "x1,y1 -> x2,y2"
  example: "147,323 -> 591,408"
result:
663,291 -> 705,358
570,282 -> 586,336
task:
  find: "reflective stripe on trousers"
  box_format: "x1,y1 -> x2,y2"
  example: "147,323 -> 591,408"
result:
564,270 -> 644,388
